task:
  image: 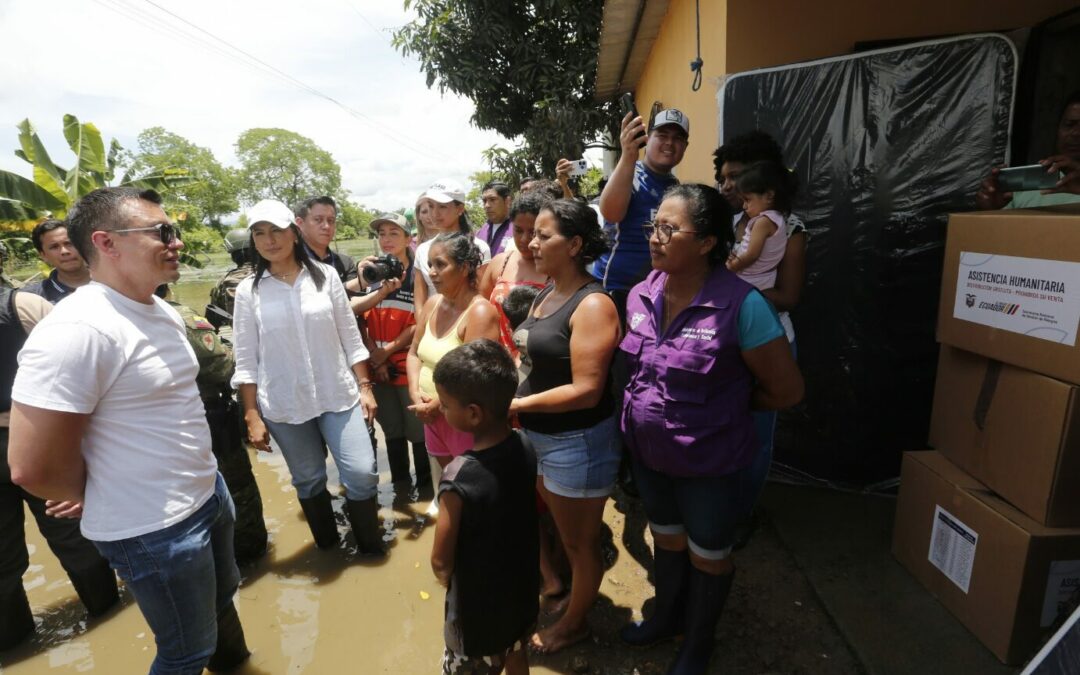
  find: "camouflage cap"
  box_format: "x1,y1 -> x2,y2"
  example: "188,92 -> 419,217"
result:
224,228 -> 251,252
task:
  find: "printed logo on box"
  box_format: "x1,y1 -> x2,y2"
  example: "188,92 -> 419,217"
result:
954,252 -> 1080,347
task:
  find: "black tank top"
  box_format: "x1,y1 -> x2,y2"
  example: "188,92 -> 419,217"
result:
0,287 -> 28,413
513,280 -> 615,433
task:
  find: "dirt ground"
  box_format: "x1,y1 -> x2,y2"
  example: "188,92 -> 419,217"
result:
3,445 -> 862,674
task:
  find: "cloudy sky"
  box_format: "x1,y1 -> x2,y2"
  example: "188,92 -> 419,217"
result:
0,0 -> 514,212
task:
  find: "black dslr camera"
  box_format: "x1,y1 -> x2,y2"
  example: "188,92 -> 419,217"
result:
362,254 -> 405,284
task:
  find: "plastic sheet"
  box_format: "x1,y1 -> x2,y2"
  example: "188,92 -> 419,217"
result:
718,35 -> 1017,483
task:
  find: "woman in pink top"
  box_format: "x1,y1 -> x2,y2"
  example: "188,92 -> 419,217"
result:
479,191 -> 551,358
725,161 -> 798,291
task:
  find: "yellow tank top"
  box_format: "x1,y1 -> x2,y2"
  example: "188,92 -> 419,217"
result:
417,298 -> 474,398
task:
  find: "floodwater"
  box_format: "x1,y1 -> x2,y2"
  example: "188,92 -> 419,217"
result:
3,445 -> 668,674
3,448 -> 449,673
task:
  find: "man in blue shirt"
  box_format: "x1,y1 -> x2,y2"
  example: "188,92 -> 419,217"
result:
23,220 -> 91,304
596,108 -> 689,324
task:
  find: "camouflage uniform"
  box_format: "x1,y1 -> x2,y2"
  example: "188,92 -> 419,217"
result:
206,262 -> 254,344
0,242 -> 19,289
169,301 -> 267,563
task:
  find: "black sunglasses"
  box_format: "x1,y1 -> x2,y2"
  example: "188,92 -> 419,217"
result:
110,222 -> 181,245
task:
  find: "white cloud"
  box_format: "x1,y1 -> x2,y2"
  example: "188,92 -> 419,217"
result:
0,0 -> 511,211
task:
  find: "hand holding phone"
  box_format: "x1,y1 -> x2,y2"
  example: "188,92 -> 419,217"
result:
619,92 -> 647,149
997,164 -> 1063,192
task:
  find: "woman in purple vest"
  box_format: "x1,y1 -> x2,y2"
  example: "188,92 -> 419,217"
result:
618,184 -> 803,674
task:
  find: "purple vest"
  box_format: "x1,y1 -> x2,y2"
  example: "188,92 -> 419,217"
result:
620,267 -> 756,477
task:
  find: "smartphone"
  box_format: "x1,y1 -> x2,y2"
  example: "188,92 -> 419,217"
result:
619,92 -> 647,144
997,164 -> 1062,192
569,159 -> 588,176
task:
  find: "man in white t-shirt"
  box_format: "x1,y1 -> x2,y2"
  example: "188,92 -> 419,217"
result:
8,187 -> 250,673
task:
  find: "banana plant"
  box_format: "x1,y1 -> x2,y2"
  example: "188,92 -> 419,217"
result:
0,115 -> 198,228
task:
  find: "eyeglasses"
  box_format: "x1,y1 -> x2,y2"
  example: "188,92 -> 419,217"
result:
110,222 -> 181,245
643,221 -> 699,244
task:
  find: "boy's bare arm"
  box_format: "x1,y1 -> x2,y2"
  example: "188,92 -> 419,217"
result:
431,491 -> 463,587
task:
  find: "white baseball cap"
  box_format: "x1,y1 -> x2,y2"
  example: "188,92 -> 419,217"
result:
651,109 -> 690,137
422,179 -> 467,204
246,199 -> 294,229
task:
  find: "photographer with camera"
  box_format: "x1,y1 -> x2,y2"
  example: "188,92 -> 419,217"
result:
353,214 -> 431,489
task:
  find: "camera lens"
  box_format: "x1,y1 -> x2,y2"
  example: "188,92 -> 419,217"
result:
362,263 -> 387,283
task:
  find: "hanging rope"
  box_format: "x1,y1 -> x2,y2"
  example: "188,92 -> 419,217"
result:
690,0 -> 704,91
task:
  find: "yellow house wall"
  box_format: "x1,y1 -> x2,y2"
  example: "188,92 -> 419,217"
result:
632,0 -> 1079,183
634,0 -> 728,185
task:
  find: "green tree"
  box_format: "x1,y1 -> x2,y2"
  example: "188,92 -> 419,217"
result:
393,0 -> 611,185
235,128 -> 341,208
130,127 -> 240,226
0,115 -> 198,262
336,198 -> 379,240
0,115 -> 195,227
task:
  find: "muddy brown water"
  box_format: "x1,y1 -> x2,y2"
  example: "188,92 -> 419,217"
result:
2,446 -> 662,674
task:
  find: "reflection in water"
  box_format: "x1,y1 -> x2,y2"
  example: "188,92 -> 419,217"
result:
275,585 -> 319,673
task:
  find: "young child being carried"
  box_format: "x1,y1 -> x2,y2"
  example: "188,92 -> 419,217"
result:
431,339 -> 540,675
726,160 -> 798,291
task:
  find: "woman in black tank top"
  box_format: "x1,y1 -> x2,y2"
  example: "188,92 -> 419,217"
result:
509,200 -> 621,654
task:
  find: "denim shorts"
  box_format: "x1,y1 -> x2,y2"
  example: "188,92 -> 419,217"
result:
631,454 -> 757,560
525,415 -> 619,499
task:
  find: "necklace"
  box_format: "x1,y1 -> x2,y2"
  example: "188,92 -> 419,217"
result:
271,266 -> 301,281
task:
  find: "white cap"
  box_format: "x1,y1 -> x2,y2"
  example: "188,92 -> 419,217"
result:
246,199 -> 294,229
422,178 -> 467,204
651,109 -> 690,136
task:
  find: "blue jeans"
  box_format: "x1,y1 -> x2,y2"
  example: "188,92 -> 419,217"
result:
93,474 -> 239,675
526,415 -> 620,499
264,404 -> 378,501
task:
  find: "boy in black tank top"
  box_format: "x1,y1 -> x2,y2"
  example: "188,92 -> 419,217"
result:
431,340 -> 540,674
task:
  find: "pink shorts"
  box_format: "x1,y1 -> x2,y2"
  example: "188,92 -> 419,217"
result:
424,414 -> 474,458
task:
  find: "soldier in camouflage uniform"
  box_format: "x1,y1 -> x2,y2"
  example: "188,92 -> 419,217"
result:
206,228 -> 254,344
0,242 -> 20,289
165,294 -> 268,563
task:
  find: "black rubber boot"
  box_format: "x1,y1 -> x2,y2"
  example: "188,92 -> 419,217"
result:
68,560 -> 119,617
412,442 -> 432,488
297,490 -> 340,549
668,567 -> 735,675
620,546 -> 690,646
0,584 -> 35,651
386,438 -> 412,485
206,602 -> 251,672
344,498 -> 386,558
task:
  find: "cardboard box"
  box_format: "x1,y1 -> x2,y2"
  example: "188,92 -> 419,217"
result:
937,206 -> 1080,385
892,451 -> 1080,664
929,346 -> 1080,526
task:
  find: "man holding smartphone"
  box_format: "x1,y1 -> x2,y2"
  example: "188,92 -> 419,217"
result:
596,106 -> 689,324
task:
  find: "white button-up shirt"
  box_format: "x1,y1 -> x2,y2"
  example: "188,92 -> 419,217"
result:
231,262 -> 368,424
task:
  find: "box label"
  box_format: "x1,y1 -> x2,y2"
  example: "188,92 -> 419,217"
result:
929,505 -> 978,593
954,252 -> 1080,346
1041,560 -> 1080,627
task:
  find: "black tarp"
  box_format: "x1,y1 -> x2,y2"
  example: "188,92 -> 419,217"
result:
718,35 -> 1016,483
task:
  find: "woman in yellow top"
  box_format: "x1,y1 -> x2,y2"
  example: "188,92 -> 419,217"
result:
407,232 -> 501,470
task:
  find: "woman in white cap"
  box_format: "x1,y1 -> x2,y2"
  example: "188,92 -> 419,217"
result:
412,178 -> 491,315
231,199 -> 385,557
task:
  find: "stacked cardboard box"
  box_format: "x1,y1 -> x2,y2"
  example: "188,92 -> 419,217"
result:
892,205 -> 1080,664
